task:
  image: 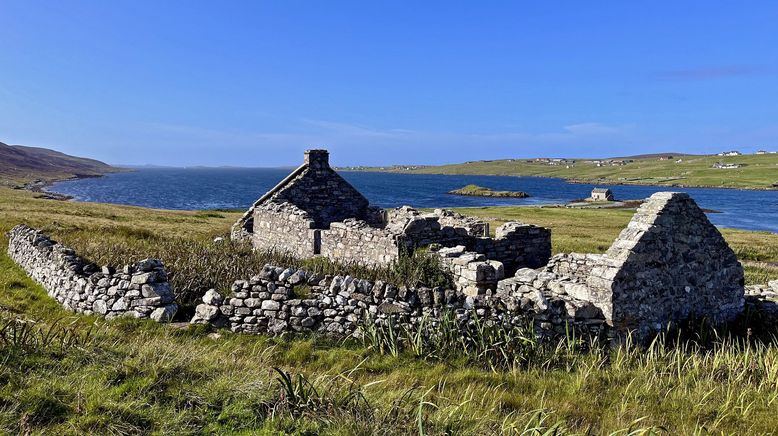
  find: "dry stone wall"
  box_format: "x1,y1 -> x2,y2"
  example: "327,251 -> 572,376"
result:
252,202 -> 319,258
587,192 -> 744,333
497,192 -> 746,339
7,225 -> 177,322
190,264 -> 609,339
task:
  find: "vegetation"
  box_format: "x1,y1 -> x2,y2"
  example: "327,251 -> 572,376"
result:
0,141 -> 121,187
369,153 -> 778,190
448,184 -> 529,198
2,187 -> 778,433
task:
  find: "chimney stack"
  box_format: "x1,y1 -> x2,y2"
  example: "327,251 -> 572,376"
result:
304,149 -> 330,169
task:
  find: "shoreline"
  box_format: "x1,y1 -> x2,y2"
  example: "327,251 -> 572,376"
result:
19,172 -> 117,201
344,169 -> 778,192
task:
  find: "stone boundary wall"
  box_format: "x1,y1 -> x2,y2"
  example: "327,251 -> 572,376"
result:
7,225 -> 177,322
190,264 -> 609,339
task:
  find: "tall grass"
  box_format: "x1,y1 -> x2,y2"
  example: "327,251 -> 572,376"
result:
46,226 -> 451,309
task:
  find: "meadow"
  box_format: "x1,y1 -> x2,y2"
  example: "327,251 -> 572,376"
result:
1,187 -> 778,434
373,153 -> 778,190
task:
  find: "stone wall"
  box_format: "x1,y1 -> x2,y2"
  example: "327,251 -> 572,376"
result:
252,202 -> 320,258
319,219 -> 400,266
269,150 -> 370,228
496,192 -> 745,338
190,264 -> 608,339
587,192 -> 744,333
7,225 -> 177,322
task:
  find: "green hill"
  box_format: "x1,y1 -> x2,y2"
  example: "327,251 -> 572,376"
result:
370,153 -> 778,190
0,141 -> 121,186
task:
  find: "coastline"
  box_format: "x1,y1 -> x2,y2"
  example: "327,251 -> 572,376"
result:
19,169 -> 128,201
344,169 -> 778,192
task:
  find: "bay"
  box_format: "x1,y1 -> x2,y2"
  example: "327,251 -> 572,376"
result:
48,168 -> 778,233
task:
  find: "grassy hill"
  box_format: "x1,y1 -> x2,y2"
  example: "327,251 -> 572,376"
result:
0,141 -> 121,187
367,153 -> 778,190
1,188 -> 778,433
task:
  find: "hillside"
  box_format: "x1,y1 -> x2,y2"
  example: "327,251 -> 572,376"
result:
0,141 -> 121,186
360,153 -> 778,190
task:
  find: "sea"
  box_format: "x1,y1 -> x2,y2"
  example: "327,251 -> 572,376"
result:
47,168 -> 778,233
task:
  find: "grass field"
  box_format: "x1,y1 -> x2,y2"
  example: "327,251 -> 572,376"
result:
2,187 -> 778,434
369,153 -> 778,190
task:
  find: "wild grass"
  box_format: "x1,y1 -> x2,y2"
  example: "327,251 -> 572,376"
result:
2,187 -> 778,432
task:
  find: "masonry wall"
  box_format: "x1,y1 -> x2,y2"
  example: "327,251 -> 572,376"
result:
473,223 -> 552,273
7,225 -> 177,322
190,264 -> 609,340
252,202 -> 319,258
497,192 -> 746,338
319,220 -> 400,266
587,192 -> 745,333
270,150 -> 370,227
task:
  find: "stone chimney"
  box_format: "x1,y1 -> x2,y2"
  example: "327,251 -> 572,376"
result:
304,149 -> 330,169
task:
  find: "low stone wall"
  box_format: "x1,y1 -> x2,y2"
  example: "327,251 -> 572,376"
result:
190,264 -> 609,339
7,225 -> 177,322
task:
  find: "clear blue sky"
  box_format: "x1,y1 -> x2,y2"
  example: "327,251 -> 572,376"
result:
1,1 -> 777,167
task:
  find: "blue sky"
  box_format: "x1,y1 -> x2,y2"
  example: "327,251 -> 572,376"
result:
1,1 -> 777,167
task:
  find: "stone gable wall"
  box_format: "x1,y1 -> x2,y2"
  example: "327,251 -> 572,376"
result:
497,192 -> 746,338
7,225 -> 177,322
587,192 -> 744,333
270,153 -> 369,228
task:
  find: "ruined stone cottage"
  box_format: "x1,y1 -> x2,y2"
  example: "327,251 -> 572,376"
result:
232,150 -> 551,289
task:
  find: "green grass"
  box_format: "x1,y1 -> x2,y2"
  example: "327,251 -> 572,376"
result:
374,153 -> 778,190
2,187 -> 778,433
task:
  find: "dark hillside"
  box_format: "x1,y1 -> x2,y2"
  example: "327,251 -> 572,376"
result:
0,141 -> 121,186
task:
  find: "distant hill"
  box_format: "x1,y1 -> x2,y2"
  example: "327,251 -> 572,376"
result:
353,153 -> 778,190
0,141 -> 121,187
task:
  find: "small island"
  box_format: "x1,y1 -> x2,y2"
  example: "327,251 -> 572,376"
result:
448,184 -> 530,198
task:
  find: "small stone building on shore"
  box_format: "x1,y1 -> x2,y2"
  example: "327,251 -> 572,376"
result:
590,188 -> 614,201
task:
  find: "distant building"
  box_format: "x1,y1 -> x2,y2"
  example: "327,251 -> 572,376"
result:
590,188 -> 614,201
711,162 -> 740,169
717,151 -> 742,157
756,150 -> 768,155
658,155 -> 673,161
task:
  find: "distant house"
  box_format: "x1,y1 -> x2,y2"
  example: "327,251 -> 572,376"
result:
658,155 -> 673,161
756,150 -> 768,155
717,151 -> 742,157
590,188 -> 614,201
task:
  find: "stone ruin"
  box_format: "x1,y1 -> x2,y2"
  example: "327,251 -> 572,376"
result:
498,192 -> 745,337
232,149 -> 552,294
6,148 -> 769,341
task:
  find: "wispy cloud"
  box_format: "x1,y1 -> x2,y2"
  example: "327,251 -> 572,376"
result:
656,65 -> 774,81
129,118 -> 638,166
